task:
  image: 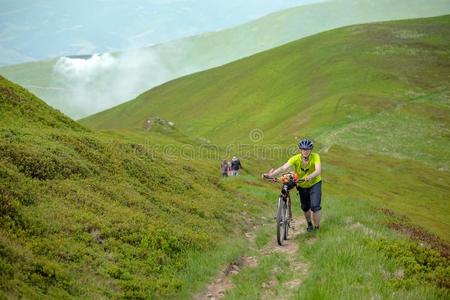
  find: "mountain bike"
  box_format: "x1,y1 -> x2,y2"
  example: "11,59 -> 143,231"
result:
263,173 -> 303,246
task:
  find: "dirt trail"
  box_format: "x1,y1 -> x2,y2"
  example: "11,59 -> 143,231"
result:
192,256 -> 258,300
193,215 -> 311,300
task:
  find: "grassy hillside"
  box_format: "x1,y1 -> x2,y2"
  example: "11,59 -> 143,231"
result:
1,56 -> 449,300
0,75 -> 273,298
1,76 -> 449,299
1,0 -> 450,119
81,15 -> 450,242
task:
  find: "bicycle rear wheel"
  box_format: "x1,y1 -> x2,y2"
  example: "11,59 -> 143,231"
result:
276,197 -> 284,246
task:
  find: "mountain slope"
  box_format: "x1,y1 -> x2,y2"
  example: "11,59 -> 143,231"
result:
81,15 -> 450,241
82,15 -> 450,168
2,77 -> 448,298
0,75 -> 268,298
1,0 -> 450,119
1,15 -> 449,296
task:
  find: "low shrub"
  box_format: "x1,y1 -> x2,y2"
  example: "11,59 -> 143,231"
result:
0,141 -> 92,180
369,238 -> 450,288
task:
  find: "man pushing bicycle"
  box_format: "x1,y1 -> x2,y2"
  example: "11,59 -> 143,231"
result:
263,138 -> 322,232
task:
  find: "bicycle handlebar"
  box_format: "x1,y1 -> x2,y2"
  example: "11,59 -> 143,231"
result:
262,173 -> 305,183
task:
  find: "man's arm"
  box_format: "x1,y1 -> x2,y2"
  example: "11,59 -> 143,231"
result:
265,162 -> 292,178
305,162 -> 321,181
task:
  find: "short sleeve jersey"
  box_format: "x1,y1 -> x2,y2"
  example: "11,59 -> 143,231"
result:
287,152 -> 321,188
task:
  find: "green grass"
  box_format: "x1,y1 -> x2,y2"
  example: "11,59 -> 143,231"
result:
81,15 -> 450,241
81,15 -> 450,165
294,197 -> 449,300
1,14 -> 450,299
0,76 -> 271,298
321,144 -> 450,242
224,185 -> 449,299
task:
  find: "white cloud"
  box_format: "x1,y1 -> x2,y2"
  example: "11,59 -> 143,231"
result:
53,53 -> 117,83
52,49 -> 174,118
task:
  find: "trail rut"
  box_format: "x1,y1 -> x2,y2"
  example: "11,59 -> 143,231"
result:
193,215 -> 311,299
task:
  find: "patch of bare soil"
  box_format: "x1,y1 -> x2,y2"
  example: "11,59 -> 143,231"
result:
192,256 -> 258,300
262,216 -> 306,256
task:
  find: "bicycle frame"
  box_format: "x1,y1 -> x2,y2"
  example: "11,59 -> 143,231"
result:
280,183 -> 293,220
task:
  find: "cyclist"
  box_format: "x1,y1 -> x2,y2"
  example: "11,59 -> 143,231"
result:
264,138 -> 322,232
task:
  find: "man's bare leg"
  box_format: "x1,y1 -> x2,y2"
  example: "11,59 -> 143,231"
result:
304,210 -> 314,232
313,211 -> 321,229
304,210 -> 311,223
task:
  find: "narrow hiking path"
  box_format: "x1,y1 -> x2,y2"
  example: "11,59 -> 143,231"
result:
193,215 -> 312,300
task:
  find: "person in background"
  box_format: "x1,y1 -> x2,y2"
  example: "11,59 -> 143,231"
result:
227,161 -> 233,176
220,160 -> 229,177
231,156 -> 242,176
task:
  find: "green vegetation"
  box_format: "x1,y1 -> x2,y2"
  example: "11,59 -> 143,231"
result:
295,197 -> 449,299
223,195 -> 449,299
0,76 -> 271,298
82,15 -> 450,241
1,15 -> 449,299
206,176 -> 449,299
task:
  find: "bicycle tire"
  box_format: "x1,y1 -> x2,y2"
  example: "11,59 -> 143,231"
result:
283,197 -> 289,240
276,197 -> 284,246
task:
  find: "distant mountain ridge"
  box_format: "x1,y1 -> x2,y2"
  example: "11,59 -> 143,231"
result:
81,14 -> 450,171
1,0 -> 450,119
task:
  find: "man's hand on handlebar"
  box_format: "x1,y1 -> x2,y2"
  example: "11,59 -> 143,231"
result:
262,168 -> 275,179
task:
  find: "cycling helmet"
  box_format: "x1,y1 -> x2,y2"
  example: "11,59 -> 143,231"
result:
298,138 -> 314,150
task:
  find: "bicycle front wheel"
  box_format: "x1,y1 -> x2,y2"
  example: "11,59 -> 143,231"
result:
283,197 -> 289,240
276,197 -> 284,246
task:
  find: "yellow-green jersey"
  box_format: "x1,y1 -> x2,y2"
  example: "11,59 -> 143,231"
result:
288,153 -> 321,188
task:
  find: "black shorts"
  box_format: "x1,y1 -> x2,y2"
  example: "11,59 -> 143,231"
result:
297,181 -> 322,212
